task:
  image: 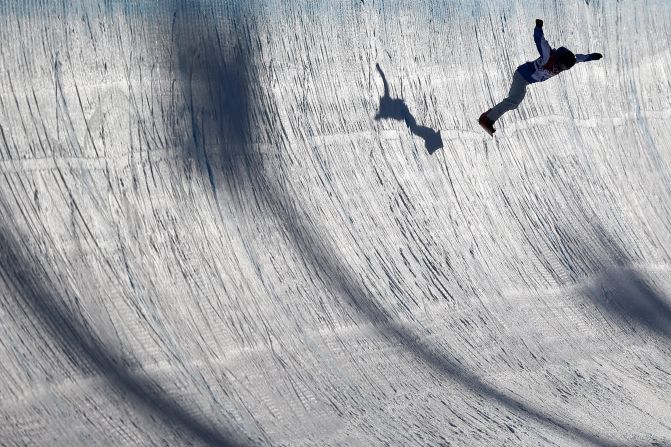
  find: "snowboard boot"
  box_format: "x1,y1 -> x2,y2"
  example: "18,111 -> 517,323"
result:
478,110 -> 496,136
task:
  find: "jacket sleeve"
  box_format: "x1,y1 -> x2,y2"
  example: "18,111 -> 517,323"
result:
534,26 -> 552,64
575,53 -> 595,63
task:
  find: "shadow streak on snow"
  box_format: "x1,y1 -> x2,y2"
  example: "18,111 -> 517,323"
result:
374,64 -> 443,154
594,268 -> 671,339
171,8 -> 618,446
499,183 -> 671,341
0,232 -> 242,447
0,4 -> 249,447
172,2 -> 255,199
568,223 -> 671,340
261,190 -> 619,447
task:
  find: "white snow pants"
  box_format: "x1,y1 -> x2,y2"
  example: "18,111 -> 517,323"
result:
487,70 -> 529,123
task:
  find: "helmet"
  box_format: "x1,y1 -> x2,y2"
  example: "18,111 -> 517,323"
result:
556,47 -> 576,70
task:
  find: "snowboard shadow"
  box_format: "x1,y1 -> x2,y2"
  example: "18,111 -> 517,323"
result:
374,64 -> 443,154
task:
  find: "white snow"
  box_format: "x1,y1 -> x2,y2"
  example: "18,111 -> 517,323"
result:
0,1 -> 670,446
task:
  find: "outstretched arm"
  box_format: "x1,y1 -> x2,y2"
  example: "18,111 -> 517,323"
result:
376,63 -> 390,98
575,53 -> 603,64
534,19 -> 553,64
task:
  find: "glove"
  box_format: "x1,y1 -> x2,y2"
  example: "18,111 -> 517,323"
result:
591,53 -> 603,60
536,19 -> 543,28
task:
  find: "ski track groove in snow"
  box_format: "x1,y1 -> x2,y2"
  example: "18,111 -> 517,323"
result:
0,0 -> 671,446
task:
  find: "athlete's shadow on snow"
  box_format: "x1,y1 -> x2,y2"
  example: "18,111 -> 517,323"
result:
172,12 -> 619,447
374,64 -> 443,154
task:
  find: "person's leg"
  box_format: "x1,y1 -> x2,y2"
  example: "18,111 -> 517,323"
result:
486,71 -> 528,123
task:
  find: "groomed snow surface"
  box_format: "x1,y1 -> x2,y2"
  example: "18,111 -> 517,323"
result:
1,1 -> 671,445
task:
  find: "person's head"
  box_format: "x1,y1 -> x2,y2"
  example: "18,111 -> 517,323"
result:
556,47 -> 576,71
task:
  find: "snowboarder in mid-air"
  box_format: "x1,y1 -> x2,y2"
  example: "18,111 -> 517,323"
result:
479,19 -> 603,136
